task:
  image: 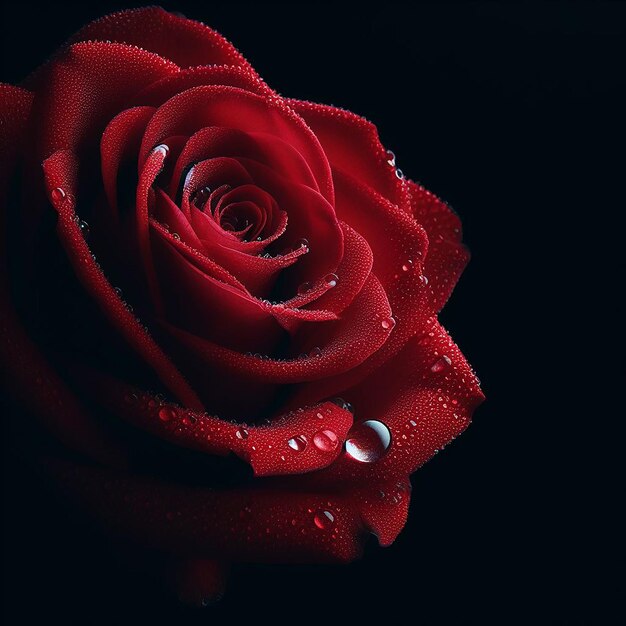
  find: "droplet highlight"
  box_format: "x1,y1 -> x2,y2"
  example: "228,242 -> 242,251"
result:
287,434 -> 308,452
313,430 -> 339,452
344,419 -> 392,463
313,509 -> 335,530
430,355 -> 452,373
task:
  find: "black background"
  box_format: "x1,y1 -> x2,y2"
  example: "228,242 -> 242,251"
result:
1,1 -> 624,623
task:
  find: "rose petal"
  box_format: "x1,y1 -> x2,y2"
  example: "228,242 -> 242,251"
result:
30,41 -> 178,158
75,370 -> 355,477
100,106 -> 155,221
161,273 -> 393,383
68,7 -> 253,70
288,98 -> 412,212
138,85 -> 334,205
43,150 -> 204,411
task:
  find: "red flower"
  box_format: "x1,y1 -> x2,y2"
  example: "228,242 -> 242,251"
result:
0,7 -> 483,604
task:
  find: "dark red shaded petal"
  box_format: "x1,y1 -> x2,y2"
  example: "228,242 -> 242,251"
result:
68,7 -> 253,70
50,460 -> 366,563
77,370 -> 355,477
100,106 -> 155,219
308,222 -> 373,315
30,41 -> 178,158
134,65 -> 272,107
138,85 -> 334,204
162,273 -> 393,383
168,126 -> 319,198
237,158 -> 343,288
408,181 -> 470,311
305,320 -> 484,487
152,232 -> 285,353
287,99 -> 411,212
0,87 -> 124,467
43,150 -> 204,411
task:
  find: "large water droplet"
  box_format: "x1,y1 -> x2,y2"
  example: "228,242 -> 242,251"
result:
344,420 -> 392,463
50,187 -> 65,203
313,509 -> 335,530
287,434 -> 308,452
313,429 -> 338,452
386,150 -> 396,167
158,407 -> 177,422
430,355 -> 452,373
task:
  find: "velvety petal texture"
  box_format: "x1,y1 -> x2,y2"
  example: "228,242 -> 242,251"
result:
0,8 -> 483,604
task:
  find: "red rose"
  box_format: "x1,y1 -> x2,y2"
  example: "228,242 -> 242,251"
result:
0,7 -> 483,604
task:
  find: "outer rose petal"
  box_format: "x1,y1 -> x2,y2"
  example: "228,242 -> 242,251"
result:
29,41 -> 178,158
68,7 -> 253,70
302,320 -> 484,488
0,86 -> 124,467
287,99 -> 412,213
43,150 -> 204,412
408,180 -> 470,311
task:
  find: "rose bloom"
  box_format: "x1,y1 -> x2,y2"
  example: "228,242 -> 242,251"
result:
0,7 -> 483,604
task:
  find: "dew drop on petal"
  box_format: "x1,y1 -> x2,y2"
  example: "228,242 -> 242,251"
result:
296,238 -> 309,251
236,428 -> 249,440
386,149 -> 396,167
313,429 -> 339,452
344,420 -> 392,463
287,434 -> 308,452
50,187 -> 65,203
402,260 -> 413,272
395,168 -> 404,180
313,509 -> 335,530
309,346 -> 322,357
324,273 -> 339,288
330,397 -> 354,413
153,143 -> 169,157
430,355 -> 452,373
381,316 -> 396,331
78,220 -> 90,238
420,274 -> 429,285
158,407 -> 177,422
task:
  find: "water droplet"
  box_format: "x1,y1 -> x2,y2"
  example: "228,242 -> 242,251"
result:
158,407 -> 177,422
50,187 -> 65,203
236,428 -> 249,440
344,420 -> 392,463
324,273 -> 339,288
78,219 -> 90,238
395,168 -> 404,180
171,232 -> 181,240
153,143 -> 169,157
386,149 -> 396,166
420,275 -> 429,285
313,509 -> 335,530
298,281 -> 313,295
316,412 -> 324,420
309,346 -> 322,358
313,430 -> 338,452
401,260 -> 413,272
287,434 -> 308,452
381,316 -> 396,331
296,238 -> 309,251
330,398 -> 354,413
430,355 -> 452,373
